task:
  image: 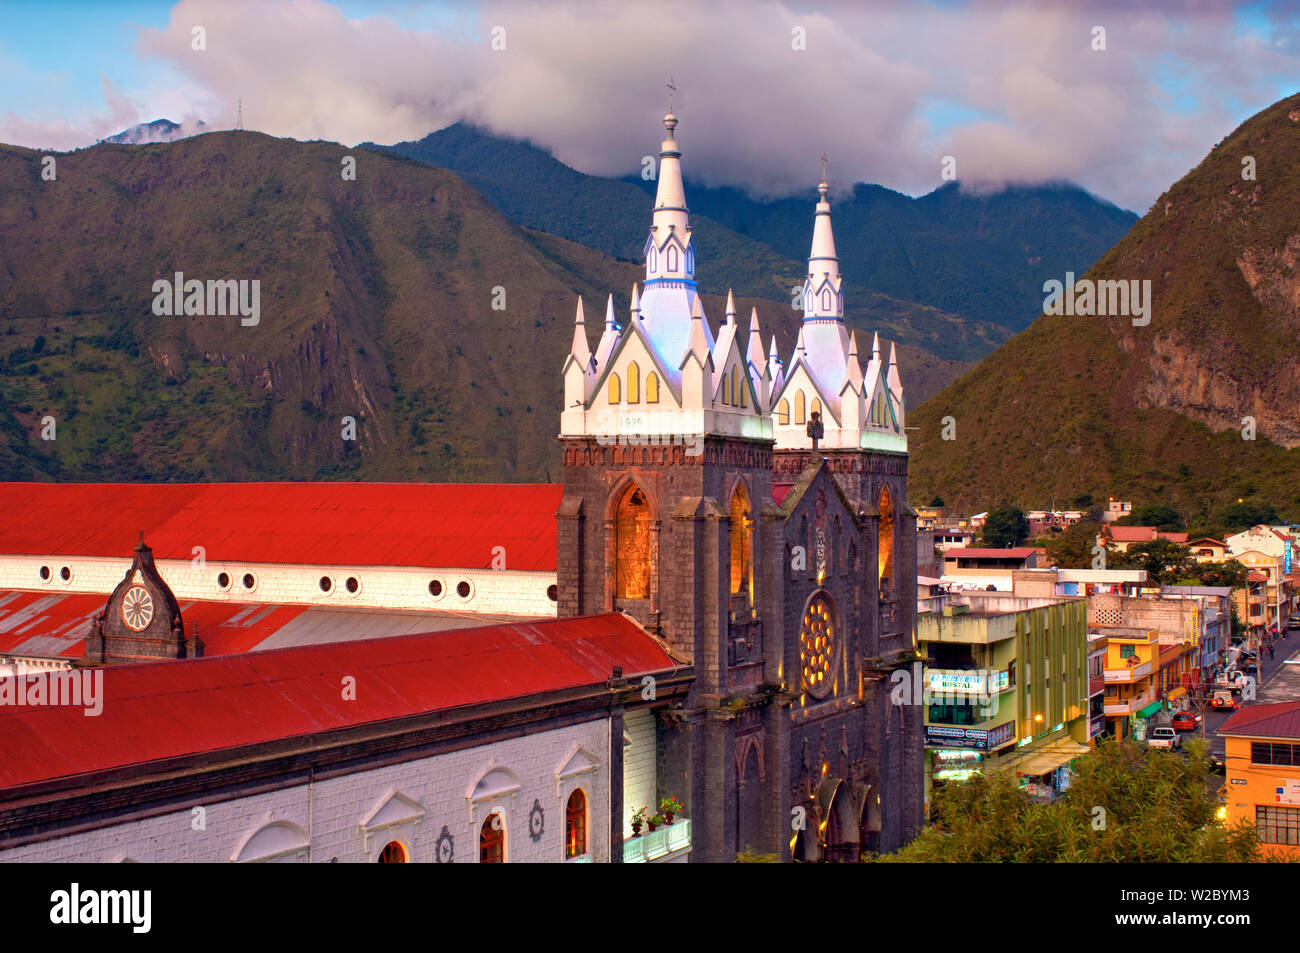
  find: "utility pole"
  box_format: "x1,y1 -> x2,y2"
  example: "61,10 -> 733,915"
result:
236,98 -> 243,131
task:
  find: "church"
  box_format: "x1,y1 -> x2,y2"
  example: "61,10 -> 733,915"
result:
0,103 -> 920,863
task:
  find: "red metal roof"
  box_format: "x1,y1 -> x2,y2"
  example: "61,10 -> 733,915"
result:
0,613 -> 676,790
772,483 -> 794,506
1106,526 -> 1158,542
0,483 -> 562,571
1219,701 -> 1300,740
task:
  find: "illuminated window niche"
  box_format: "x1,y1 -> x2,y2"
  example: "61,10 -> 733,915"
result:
729,483 -> 753,599
878,485 -> 895,594
614,484 -> 653,600
565,789 -> 587,859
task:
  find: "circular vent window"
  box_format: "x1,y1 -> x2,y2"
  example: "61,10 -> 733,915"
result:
319,576 -> 333,593
456,581 -> 471,599
547,584 -> 558,602
346,577 -> 359,594
242,573 -> 256,590
217,572 -> 231,590
39,565 -> 51,581
60,567 -> 71,581
429,580 -> 443,597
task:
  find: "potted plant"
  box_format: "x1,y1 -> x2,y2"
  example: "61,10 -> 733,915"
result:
659,795 -> 685,824
647,812 -> 663,832
630,806 -> 647,836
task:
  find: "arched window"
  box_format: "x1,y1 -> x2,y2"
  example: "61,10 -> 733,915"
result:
377,841 -> 407,863
720,372 -> 730,406
732,366 -> 744,408
627,361 -> 640,403
795,391 -> 806,425
667,246 -> 679,273
878,486 -> 895,594
480,812 -> 505,863
614,484 -> 653,599
777,399 -> 790,425
805,291 -> 813,313
648,246 -> 657,272
822,289 -> 831,311
565,789 -> 587,859
646,372 -> 660,403
730,484 -> 753,598
608,373 -> 621,404
810,397 -> 822,421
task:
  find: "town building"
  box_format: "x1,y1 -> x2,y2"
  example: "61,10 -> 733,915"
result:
1094,626 -> 1162,740
1220,701 -> 1300,859
1101,525 -> 1189,553
917,590 -> 1089,803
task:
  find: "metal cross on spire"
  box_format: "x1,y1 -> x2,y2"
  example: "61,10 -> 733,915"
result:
667,76 -> 676,112
821,153 -> 828,182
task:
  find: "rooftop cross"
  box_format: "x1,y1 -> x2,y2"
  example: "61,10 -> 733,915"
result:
667,76 -> 676,112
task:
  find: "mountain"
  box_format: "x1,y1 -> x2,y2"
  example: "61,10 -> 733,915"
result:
104,118 -> 206,145
369,122 -> 1134,348
629,177 -> 1139,334
0,130 -> 933,484
364,124 -> 1015,367
909,93 -> 1300,518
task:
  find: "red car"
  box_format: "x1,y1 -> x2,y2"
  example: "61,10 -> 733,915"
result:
1171,712 -> 1199,731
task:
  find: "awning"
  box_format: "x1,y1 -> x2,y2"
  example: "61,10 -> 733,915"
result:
996,738 -> 1091,778
1135,700 -> 1163,719
1166,688 -> 1187,702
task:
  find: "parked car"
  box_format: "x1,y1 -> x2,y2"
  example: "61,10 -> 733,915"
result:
1215,670 -> 1250,692
1171,712 -> 1199,731
1148,726 -> 1182,749
1210,689 -> 1239,711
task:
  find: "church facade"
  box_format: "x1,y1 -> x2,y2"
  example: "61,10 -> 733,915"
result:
556,107 -> 922,861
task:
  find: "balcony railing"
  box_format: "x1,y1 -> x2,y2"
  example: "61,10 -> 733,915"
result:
623,819 -> 691,863
1103,660 -> 1152,682
1103,692 -> 1153,716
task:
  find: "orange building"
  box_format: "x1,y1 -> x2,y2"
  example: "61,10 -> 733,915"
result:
1219,701 -> 1300,858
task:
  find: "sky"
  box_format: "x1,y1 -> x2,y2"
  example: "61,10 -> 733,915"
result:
1,0 -> 1298,213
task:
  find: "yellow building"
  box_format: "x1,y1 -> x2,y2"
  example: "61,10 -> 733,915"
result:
1220,701 -> 1300,858
1095,626 -> 1161,740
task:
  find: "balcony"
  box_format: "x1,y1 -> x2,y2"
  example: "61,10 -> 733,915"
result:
623,819 -> 691,863
1103,660 -> 1152,682
1103,692 -> 1153,716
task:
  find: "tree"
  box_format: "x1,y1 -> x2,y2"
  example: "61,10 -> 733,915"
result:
1181,559 -> 1248,589
1117,539 -> 1193,585
980,507 -> 1029,548
879,738 -> 1261,863
1041,520 -> 1106,569
1115,503 -> 1184,531
1218,501 -> 1282,533
928,495 -> 945,508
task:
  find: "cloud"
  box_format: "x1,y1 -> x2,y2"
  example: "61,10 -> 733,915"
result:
5,0 -> 1300,211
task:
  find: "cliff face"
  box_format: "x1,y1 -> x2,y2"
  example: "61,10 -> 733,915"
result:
910,94 -> 1300,513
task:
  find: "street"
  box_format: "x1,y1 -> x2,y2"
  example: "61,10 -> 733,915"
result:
1200,634 -> 1300,757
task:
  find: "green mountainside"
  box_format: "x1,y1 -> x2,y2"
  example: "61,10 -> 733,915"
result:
910,93 -> 1300,519
0,131 -> 952,483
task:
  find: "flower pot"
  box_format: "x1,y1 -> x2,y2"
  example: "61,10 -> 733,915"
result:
647,821 -> 659,832
630,824 -> 642,837
663,812 -> 674,825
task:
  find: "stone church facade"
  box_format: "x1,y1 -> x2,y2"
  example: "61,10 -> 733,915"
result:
556,107 -> 923,861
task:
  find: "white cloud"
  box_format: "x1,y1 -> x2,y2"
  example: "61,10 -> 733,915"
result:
3,0 -> 1298,211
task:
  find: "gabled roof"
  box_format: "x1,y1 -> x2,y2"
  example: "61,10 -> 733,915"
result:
1219,701 -> 1300,740
944,547 -> 1037,559
1106,526 -> 1159,542
0,483 -> 562,571
0,612 -> 678,790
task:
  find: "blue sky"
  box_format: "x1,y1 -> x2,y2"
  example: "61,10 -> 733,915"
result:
1,0 -> 1297,211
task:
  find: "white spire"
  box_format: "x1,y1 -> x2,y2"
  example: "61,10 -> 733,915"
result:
887,341 -> 902,395
872,331 -> 880,362
644,92 -> 693,284
747,307 -> 765,373
630,283 -> 641,322
843,330 -> 864,393
594,296 -> 621,370
803,162 -> 842,321
570,296 -> 592,369
686,294 -> 711,365
725,289 -> 737,324
768,334 -> 784,390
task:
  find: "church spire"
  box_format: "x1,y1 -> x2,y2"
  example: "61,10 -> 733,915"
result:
803,159 -> 842,321
570,296 -> 592,370
644,85 -> 693,285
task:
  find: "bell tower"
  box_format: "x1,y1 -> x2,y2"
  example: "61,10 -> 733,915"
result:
556,100 -> 780,861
